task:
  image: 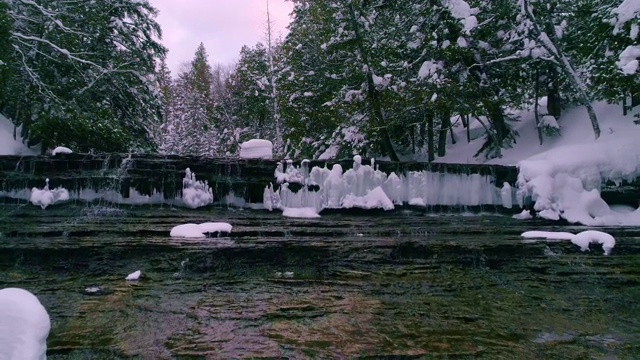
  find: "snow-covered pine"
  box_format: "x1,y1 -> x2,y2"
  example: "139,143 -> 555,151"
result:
2,0 -> 166,152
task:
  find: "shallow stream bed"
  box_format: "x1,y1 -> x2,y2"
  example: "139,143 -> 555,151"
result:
0,204 -> 639,359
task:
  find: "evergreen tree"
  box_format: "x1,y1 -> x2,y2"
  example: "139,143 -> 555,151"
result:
0,0 -> 166,152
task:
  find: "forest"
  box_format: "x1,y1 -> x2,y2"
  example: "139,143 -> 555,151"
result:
0,0 -> 639,161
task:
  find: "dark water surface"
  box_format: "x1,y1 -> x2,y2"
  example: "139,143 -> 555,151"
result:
0,204 -> 639,359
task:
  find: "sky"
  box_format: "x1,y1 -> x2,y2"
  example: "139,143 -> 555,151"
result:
151,0 -> 294,74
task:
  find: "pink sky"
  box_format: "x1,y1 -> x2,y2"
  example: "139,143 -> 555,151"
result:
150,0 -> 294,73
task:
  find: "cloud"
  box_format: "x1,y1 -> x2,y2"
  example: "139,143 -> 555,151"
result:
151,0 -> 293,73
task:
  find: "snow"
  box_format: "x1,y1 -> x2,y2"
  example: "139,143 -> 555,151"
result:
0,288 -> 50,360
239,139 -> 273,160
51,146 -> 72,155
522,230 -> 616,255
444,0 -> 478,34
283,207 -> 321,218
417,60 -> 443,80
182,168 -> 213,209
437,102 -> 640,226
0,114 -> 38,156
513,210 -> 533,220
342,186 -> 395,211
264,156 -> 507,212
30,178 -> 70,209
441,102 -> 640,165
613,0 -> 640,33
125,270 -> 141,281
617,45 -> 640,74
198,222 -> 233,233
170,222 -> 233,238
318,144 -> 340,160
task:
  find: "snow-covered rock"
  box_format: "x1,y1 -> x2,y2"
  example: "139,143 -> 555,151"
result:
126,270 -> 141,281
0,288 -> 50,360
170,222 -> 233,238
51,146 -> 73,155
239,139 -> 273,159
521,230 -> 616,255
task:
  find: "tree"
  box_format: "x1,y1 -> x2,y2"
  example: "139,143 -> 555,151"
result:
0,0 -> 167,152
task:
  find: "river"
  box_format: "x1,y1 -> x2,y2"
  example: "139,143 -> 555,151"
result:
0,203 -> 638,359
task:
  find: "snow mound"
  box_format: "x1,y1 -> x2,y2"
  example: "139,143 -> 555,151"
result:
521,230 -> 616,255
51,146 -> 73,155
0,114 -> 37,156
182,168 -> 213,209
126,270 -> 141,281
240,139 -> 273,159
170,222 -> 233,239
283,207 -> 321,218
0,288 -> 50,360
30,178 -> 70,209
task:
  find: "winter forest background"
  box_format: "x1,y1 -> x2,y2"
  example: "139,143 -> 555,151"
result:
0,0 -> 639,162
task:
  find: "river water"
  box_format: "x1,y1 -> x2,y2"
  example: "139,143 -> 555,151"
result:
0,203 -> 639,359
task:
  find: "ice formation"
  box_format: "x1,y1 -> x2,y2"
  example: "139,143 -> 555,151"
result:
0,288 -> 50,360
264,156 -> 508,212
521,230 -> 616,255
30,178 -> 70,209
282,207 -> 321,218
239,139 -> 273,159
170,222 -> 233,238
181,168 -> 213,209
51,146 -> 73,155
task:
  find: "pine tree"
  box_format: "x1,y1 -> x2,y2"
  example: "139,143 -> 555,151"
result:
0,0 -> 167,152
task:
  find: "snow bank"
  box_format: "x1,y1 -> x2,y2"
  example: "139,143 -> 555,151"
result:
264,156 -> 507,212
239,139 -> 273,159
0,288 -> 50,360
30,178 -> 70,209
516,129 -> 640,225
0,114 -> 37,156
282,207 -> 321,218
170,222 -> 233,239
182,168 -> 213,209
521,230 -> 616,255
439,102 -> 640,226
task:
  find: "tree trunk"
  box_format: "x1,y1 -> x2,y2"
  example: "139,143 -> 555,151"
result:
534,68 -> 544,145
410,124 -> 416,154
427,111 -> 435,162
463,114 -> 471,143
546,66 -> 562,119
347,3 -> 399,161
437,111 -> 451,157
522,0 -> 600,138
631,90 -> 640,108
